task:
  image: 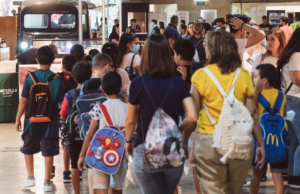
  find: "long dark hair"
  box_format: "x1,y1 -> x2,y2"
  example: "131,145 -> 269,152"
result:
275,28 -> 300,89
159,22 -> 165,30
102,42 -> 120,70
118,33 -> 136,67
111,24 -> 119,33
140,34 -> 174,79
205,30 -> 241,74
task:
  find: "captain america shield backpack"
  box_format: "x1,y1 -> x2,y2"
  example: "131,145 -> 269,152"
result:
86,104 -> 125,174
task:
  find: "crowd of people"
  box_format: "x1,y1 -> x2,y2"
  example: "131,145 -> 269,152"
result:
15,12 -> 300,194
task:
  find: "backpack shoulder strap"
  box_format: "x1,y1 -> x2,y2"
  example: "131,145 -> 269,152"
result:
130,54 -> 136,68
228,68 -> 241,97
273,91 -> 284,112
258,93 -> 271,111
202,67 -> 227,97
99,104 -> 114,126
69,89 -> 80,100
28,71 -> 39,84
195,38 -> 203,47
48,73 -> 59,83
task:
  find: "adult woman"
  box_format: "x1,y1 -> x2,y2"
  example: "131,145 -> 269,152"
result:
191,30 -> 264,194
184,22 -> 194,39
102,42 -> 130,96
119,33 -> 142,75
251,29 -> 286,79
125,34 -> 197,194
189,22 -> 206,62
109,24 -> 120,44
276,28 -> 300,188
159,21 -> 165,34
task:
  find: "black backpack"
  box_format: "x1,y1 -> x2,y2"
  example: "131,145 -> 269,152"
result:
26,72 -> 58,123
125,54 -> 139,81
58,72 -> 76,94
65,89 -> 81,143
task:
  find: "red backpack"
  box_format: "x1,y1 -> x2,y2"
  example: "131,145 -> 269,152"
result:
26,72 -> 59,123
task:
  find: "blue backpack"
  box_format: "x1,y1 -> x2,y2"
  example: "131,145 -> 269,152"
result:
86,104 -> 125,174
76,91 -> 107,139
259,91 -> 289,163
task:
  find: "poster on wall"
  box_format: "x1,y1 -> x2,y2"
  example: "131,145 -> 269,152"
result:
175,11 -> 189,25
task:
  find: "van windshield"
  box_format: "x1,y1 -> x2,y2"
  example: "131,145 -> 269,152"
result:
24,14 -> 49,28
51,14 -> 76,29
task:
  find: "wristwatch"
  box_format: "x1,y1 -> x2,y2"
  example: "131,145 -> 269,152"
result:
126,137 -> 134,143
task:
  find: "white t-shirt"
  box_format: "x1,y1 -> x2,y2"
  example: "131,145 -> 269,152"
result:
89,99 -> 128,130
120,53 -> 140,70
242,51 -> 253,74
251,55 -> 278,73
236,38 -> 248,60
282,52 -> 300,97
116,68 -> 130,93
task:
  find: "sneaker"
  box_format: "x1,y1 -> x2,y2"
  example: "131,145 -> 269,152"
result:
260,173 -> 267,182
22,177 -> 35,189
63,171 -> 72,183
243,181 -> 251,187
44,181 -> 53,192
290,184 -> 300,189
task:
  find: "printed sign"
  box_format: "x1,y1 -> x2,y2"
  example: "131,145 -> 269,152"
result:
197,2 -> 205,6
175,11 -> 189,24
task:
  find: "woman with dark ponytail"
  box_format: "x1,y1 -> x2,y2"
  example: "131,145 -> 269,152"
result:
276,28 -> 300,188
189,22 -> 206,62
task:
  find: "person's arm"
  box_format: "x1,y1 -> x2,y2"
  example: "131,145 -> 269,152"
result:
15,97 -> 27,132
168,38 -> 175,50
77,119 -> 99,171
181,97 -> 197,159
289,71 -> 300,87
134,65 -> 142,76
125,103 -> 138,156
245,97 -> 265,169
230,17 -> 265,48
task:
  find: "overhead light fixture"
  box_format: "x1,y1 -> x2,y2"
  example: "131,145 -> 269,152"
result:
194,0 -> 209,1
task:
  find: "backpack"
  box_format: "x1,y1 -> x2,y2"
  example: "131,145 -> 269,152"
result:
258,91 -> 289,163
125,54 -> 139,81
65,89 -> 81,143
86,104 -> 125,174
193,39 -> 203,63
142,77 -> 185,169
202,67 -> 253,164
58,72 -> 76,94
76,91 -> 107,139
26,72 -> 59,123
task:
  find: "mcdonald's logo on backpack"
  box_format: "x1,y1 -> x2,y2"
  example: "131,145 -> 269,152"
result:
266,134 -> 279,146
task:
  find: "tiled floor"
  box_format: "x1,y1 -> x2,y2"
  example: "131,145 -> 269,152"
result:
0,123 -> 299,194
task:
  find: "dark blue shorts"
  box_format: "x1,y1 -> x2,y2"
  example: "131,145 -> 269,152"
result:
20,134 -> 60,157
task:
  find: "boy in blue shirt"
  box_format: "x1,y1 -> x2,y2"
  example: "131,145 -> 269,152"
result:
250,64 -> 287,194
16,46 -> 65,192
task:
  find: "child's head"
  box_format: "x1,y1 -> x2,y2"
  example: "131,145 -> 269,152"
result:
92,53 -> 113,77
62,54 -> 77,73
70,44 -> 85,62
254,64 -> 277,87
101,71 -> 122,96
173,38 -> 195,65
73,61 -> 92,84
36,46 -> 55,66
89,49 -> 100,59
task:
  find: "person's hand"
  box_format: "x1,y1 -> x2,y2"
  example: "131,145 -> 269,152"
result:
230,17 -> 244,30
189,147 -> 195,165
77,155 -> 85,171
126,143 -> 134,157
255,146 -> 265,169
177,66 -> 187,81
16,120 -> 22,132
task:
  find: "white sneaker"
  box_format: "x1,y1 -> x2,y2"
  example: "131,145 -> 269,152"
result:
43,181 -> 53,192
178,186 -> 182,194
290,184 -> 300,189
243,181 -> 251,187
22,177 -> 35,189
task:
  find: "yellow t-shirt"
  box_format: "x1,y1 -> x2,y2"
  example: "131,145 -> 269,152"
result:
258,88 -> 286,120
191,65 -> 254,134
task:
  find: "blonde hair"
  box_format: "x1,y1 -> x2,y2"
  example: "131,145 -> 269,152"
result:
192,22 -> 205,39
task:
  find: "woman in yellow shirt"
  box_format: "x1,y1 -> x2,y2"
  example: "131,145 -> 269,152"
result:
190,29 -> 265,194
159,22 -> 165,34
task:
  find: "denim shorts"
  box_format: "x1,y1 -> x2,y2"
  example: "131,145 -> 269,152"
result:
132,143 -> 184,194
20,134 -> 59,157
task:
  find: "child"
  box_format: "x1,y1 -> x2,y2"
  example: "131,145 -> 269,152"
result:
57,54 -> 78,183
250,64 -> 287,194
16,46 -> 65,192
78,71 -> 128,194
60,61 -> 92,194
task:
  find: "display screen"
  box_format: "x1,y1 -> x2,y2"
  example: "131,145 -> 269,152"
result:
24,14 -> 49,29
51,14 -> 76,29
